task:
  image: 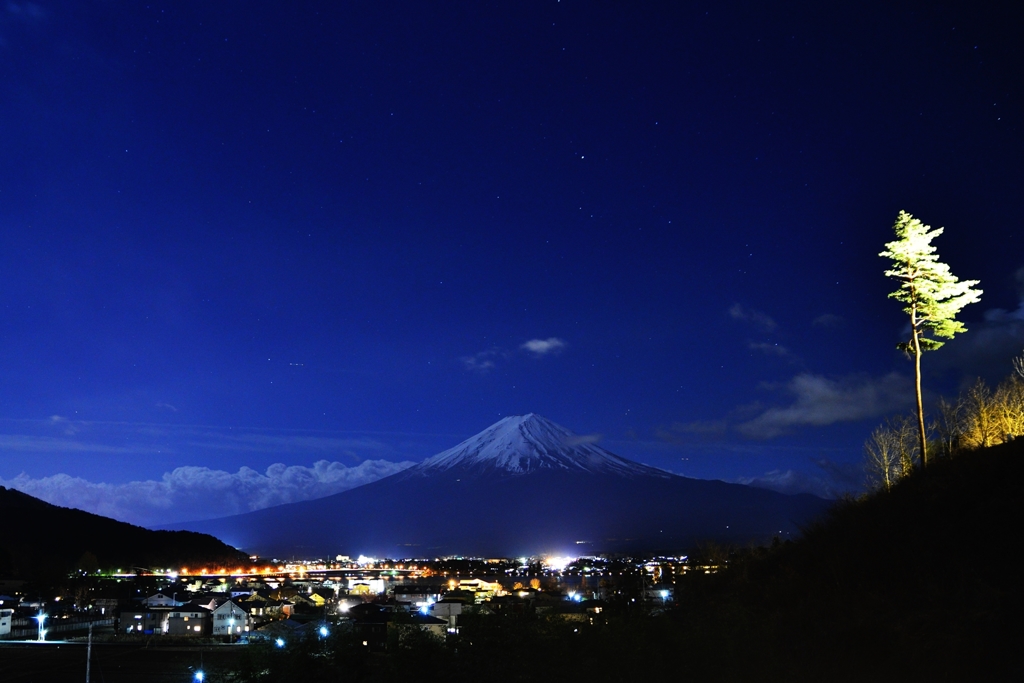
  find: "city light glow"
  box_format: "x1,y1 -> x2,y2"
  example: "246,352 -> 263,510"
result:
544,556 -> 574,571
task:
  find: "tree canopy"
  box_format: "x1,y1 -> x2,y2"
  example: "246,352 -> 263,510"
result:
880,211 -> 982,352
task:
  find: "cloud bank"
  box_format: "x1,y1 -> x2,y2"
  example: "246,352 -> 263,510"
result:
738,459 -> 865,499
738,372 -> 913,439
929,286 -> 1024,383
0,458 -> 415,527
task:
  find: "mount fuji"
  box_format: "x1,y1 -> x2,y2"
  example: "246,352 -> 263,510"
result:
166,414 -> 830,557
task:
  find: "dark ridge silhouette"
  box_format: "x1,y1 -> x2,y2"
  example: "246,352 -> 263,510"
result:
164,414 -> 831,557
0,486 -> 248,580
674,437 -> 1024,680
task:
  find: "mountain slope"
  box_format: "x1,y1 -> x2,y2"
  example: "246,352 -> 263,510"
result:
670,436 -> 1024,680
0,486 -> 248,580
167,415 -> 830,558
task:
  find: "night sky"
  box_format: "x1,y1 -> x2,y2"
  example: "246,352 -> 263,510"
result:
2,1 -> 1022,527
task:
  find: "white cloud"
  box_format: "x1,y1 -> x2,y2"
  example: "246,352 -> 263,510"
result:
923,288 -> 1024,383
812,313 -> 845,328
748,341 -> 791,357
6,2 -> 47,22
565,433 -> 602,446
460,348 -> 505,373
738,372 -> 913,439
737,459 -> 864,499
0,433 -> 157,454
729,303 -> 778,332
520,337 -> 567,356
461,337 -> 567,372
0,458 -> 415,527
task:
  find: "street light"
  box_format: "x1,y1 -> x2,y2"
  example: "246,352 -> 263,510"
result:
35,613 -> 47,642
194,671 -> 205,682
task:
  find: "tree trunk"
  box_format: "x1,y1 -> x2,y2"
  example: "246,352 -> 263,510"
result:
912,325 -> 928,467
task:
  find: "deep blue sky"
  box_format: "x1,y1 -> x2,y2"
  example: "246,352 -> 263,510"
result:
1,1 -> 1022,526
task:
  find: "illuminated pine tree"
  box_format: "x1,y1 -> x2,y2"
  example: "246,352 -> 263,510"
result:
880,210 -> 982,466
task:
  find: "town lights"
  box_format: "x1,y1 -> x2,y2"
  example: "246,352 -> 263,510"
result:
545,556 -> 573,571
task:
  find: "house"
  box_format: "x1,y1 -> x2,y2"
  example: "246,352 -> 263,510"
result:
308,589 -> 334,607
230,585 -> 254,599
645,583 -> 674,603
144,592 -> 184,607
0,608 -> 14,637
245,598 -> 286,623
289,593 -> 317,610
456,578 -> 503,602
429,599 -> 462,633
93,598 -> 120,616
348,578 -> 385,595
348,603 -> 391,652
119,608 -> 172,635
166,603 -> 212,636
392,584 -> 441,608
483,594 -> 529,615
211,599 -> 250,637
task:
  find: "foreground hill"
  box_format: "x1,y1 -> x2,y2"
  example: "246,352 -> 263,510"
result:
167,414 -> 830,557
0,486 -> 248,580
672,437 -> 1024,680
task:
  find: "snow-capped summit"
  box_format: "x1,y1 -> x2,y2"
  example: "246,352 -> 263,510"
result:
405,413 -> 668,478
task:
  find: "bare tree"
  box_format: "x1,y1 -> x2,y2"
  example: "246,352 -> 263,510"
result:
864,415 -> 919,492
864,425 -> 900,492
931,396 -> 963,459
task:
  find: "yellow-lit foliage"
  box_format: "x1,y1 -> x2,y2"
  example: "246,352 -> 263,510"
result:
867,352 -> 1024,489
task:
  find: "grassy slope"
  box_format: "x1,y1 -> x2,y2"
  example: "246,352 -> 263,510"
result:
677,438 -> 1024,681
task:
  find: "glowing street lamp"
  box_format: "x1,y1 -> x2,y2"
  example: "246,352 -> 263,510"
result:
275,637 -> 286,648
194,671 -> 205,682
35,613 -> 47,641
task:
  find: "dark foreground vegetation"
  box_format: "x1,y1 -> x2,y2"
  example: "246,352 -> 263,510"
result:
212,439 -> 1021,683
0,641 -> 243,683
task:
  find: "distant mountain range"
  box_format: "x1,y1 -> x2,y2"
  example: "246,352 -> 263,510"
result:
0,485 -> 248,580
164,414 -> 831,558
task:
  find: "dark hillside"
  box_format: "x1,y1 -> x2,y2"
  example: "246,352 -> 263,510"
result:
677,438 -> 1024,681
0,486 -> 248,581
